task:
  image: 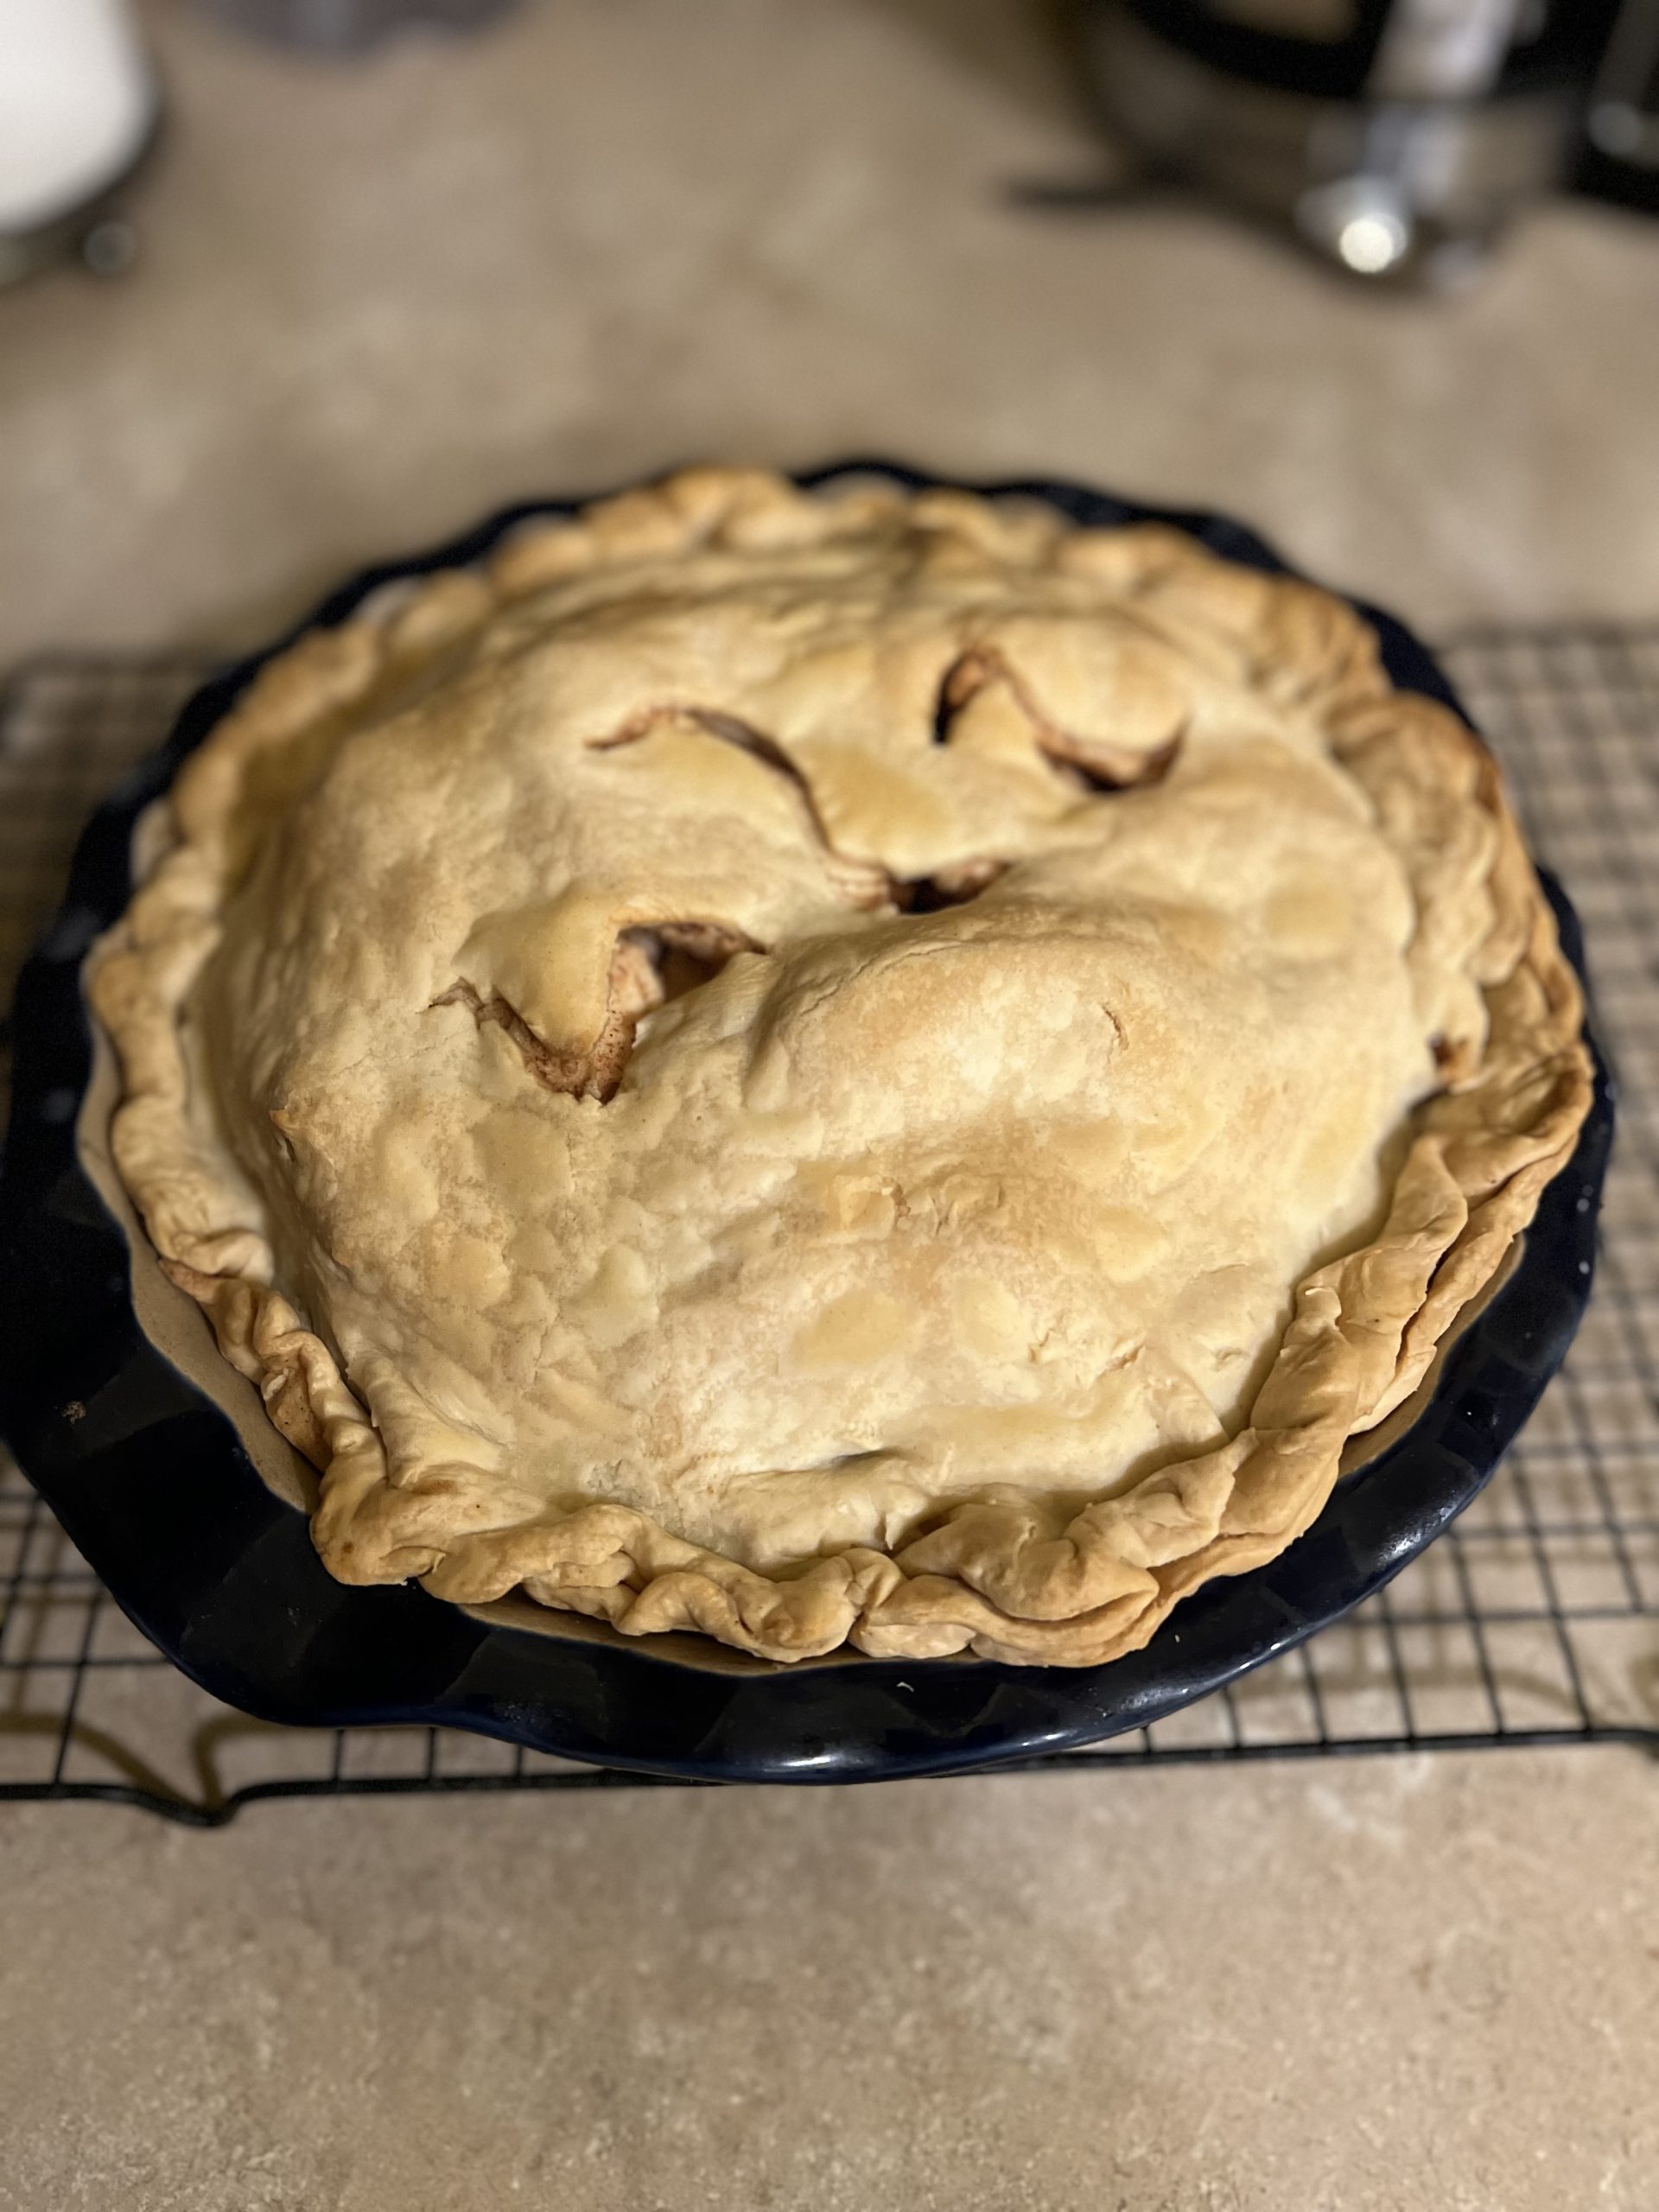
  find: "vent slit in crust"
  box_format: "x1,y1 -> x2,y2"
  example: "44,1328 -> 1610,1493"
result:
588,703 -> 891,910
938,642 -> 1185,791
435,919 -> 763,1103
895,857 -> 1010,912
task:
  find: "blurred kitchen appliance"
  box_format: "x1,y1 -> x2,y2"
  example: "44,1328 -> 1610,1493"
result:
1079,0 -> 1654,282
0,0 -> 158,285
1578,0 -> 1659,210
201,0 -> 518,50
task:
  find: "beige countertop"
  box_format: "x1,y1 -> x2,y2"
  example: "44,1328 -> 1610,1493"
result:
3,0 -> 1658,674
3,1755 -> 1658,2212
1,4 -> 1656,2209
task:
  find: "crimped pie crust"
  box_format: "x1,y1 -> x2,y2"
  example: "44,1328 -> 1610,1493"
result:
86,468 -> 1592,1666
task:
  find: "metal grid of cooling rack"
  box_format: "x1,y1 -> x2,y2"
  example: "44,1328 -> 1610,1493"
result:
1,632 -> 1656,1823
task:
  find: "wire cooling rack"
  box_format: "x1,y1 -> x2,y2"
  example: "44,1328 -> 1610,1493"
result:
1,633 -> 1656,1822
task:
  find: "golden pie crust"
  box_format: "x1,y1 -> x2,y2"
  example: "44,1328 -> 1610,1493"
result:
86,468 -> 1592,1666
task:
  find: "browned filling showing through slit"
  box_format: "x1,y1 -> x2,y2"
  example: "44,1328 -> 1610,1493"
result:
936,645 -> 1185,792
434,919 -> 761,1104
895,856 -> 1008,912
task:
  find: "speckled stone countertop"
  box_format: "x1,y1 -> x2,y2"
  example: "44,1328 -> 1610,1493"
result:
1,4 -> 1656,2207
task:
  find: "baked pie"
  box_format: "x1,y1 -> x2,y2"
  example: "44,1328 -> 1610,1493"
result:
88,468 -> 1592,1666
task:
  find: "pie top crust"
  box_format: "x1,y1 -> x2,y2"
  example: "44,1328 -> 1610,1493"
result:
87,467 -> 1592,1666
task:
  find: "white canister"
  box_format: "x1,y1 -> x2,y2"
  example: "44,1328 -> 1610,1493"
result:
0,0 -> 157,251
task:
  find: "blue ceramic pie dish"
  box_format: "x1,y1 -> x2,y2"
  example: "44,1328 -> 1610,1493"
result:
0,467 -> 1612,1782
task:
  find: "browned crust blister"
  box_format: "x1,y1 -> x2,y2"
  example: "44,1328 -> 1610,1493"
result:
85,468 -> 1593,1668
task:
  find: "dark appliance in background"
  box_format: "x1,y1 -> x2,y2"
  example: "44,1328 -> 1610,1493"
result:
200,0 -> 517,52
1579,0 -> 1659,213
1078,0 -> 1659,283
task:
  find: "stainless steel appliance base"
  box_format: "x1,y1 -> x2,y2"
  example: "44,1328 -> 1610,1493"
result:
1082,3 -> 1575,283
